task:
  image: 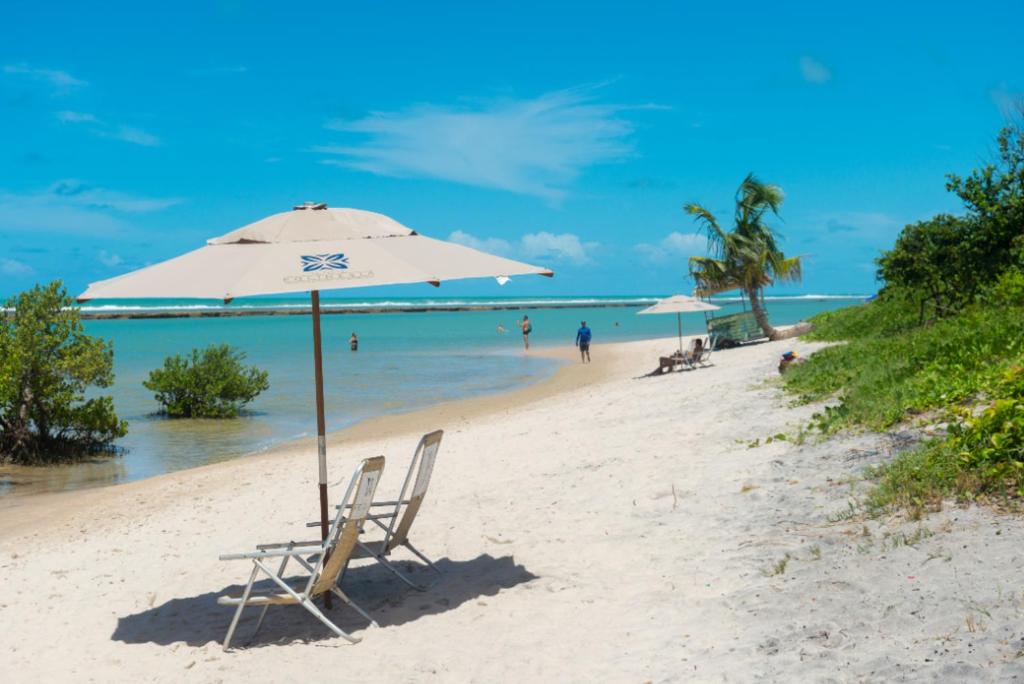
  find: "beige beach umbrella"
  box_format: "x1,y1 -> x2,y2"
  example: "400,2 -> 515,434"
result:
79,202 -> 553,556
637,294 -> 720,356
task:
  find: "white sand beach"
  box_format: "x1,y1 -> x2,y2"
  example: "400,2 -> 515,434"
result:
2,336 -> 1023,682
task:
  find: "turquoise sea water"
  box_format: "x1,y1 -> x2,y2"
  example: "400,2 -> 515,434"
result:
0,295 -> 865,495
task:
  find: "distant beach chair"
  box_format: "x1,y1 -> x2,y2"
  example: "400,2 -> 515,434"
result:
347,430 -> 445,591
217,455 -> 385,651
648,337 -> 713,376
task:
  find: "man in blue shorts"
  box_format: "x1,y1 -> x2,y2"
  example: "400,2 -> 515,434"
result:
575,320 -> 592,363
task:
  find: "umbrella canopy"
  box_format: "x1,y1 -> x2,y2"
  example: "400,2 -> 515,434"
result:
636,294 -> 721,357
79,203 -> 552,301
78,202 -> 553,561
636,294 -> 720,315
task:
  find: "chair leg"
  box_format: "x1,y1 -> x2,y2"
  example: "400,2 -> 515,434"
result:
248,605 -> 272,644
246,553 -> 291,645
403,541 -> 442,575
223,564 -> 260,652
374,554 -> 427,591
330,586 -> 380,626
299,597 -> 361,644
254,560 -> 361,645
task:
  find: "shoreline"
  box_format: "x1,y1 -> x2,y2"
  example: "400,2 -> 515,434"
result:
0,339 -> 612,540
71,295 -> 866,320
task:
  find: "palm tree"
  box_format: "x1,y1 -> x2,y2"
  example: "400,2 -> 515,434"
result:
685,174 -> 802,340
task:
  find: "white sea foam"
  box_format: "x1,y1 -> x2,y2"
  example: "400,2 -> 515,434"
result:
71,294 -> 867,314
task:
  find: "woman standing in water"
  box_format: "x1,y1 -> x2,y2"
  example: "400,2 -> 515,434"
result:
349,332 -> 358,351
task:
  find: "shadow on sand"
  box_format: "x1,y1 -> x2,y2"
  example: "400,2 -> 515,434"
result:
112,554 -> 536,648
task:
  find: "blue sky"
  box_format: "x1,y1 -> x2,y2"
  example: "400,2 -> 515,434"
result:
2,1 -> 1022,299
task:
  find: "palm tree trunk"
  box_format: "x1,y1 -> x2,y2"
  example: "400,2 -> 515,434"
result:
746,287 -> 780,339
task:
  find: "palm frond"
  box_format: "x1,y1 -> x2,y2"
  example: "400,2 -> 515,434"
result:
686,173 -> 798,297
684,202 -> 726,258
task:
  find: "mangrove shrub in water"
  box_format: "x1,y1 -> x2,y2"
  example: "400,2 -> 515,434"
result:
0,281 -> 127,464
144,344 -> 269,418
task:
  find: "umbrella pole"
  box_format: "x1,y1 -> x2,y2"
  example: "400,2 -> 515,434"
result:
310,290 -> 332,609
677,312 -> 683,357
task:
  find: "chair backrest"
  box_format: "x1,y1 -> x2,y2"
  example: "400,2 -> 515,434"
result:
310,455 -> 385,596
386,430 -> 443,551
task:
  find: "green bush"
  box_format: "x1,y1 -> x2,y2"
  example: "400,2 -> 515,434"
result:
869,366 -> 1024,512
989,267 -> 1024,307
800,291 -> 922,342
144,345 -> 269,418
783,121 -> 1024,513
0,281 -> 127,464
785,302 -> 1024,433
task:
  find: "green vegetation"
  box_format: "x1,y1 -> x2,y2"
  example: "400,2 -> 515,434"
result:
785,298 -> 1024,433
782,122 -> 1024,513
685,174 -> 802,340
144,344 -> 269,418
0,281 -> 127,464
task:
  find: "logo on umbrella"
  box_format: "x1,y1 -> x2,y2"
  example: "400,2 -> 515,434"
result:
301,253 -> 349,272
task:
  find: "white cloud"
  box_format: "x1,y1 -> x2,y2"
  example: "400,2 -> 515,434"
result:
449,229 -> 598,265
56,110 -> 99,123
635,231 -> 707,264
55,111 -> 161,146
106,125 -> 161,147
318,86 -> 642,200
520,231 -> 597,264
799,56 -> 832,84
3,63 -> 87,89
448,230 -> 512,255
0,180 -> 180,235
1,258 -> 34,276
98,250 -> 123,267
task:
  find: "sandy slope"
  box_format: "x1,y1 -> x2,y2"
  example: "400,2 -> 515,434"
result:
2,336 -> 1023,683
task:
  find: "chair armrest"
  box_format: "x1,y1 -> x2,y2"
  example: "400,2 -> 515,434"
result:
340,500 -> 411,509
305,511 -> 396,528
256,540 -> 322,551
219,545 -> 322,561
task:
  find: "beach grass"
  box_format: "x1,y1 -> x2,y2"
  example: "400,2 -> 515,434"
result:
783,296 -> 1024,514
784,296 -> 1024,434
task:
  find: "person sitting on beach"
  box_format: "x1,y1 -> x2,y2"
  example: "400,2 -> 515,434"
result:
778,350 -> 804,374
647,352 -> 682,376
349,332 -> 358,352
575,320 -> 592,363
687,337 -> 704,363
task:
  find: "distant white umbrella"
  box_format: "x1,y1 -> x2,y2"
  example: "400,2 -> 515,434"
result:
637,294 -> 720,356
79,202 -> 553,550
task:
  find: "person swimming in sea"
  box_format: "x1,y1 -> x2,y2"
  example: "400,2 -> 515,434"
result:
349,332 -> 358,351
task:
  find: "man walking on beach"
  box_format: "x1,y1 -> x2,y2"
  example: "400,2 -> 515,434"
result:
576,320 -> 592,363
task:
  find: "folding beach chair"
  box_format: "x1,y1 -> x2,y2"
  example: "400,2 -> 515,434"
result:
693,336 -> 713,367
350,430 -> 444,591
217,456 -> 385,651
